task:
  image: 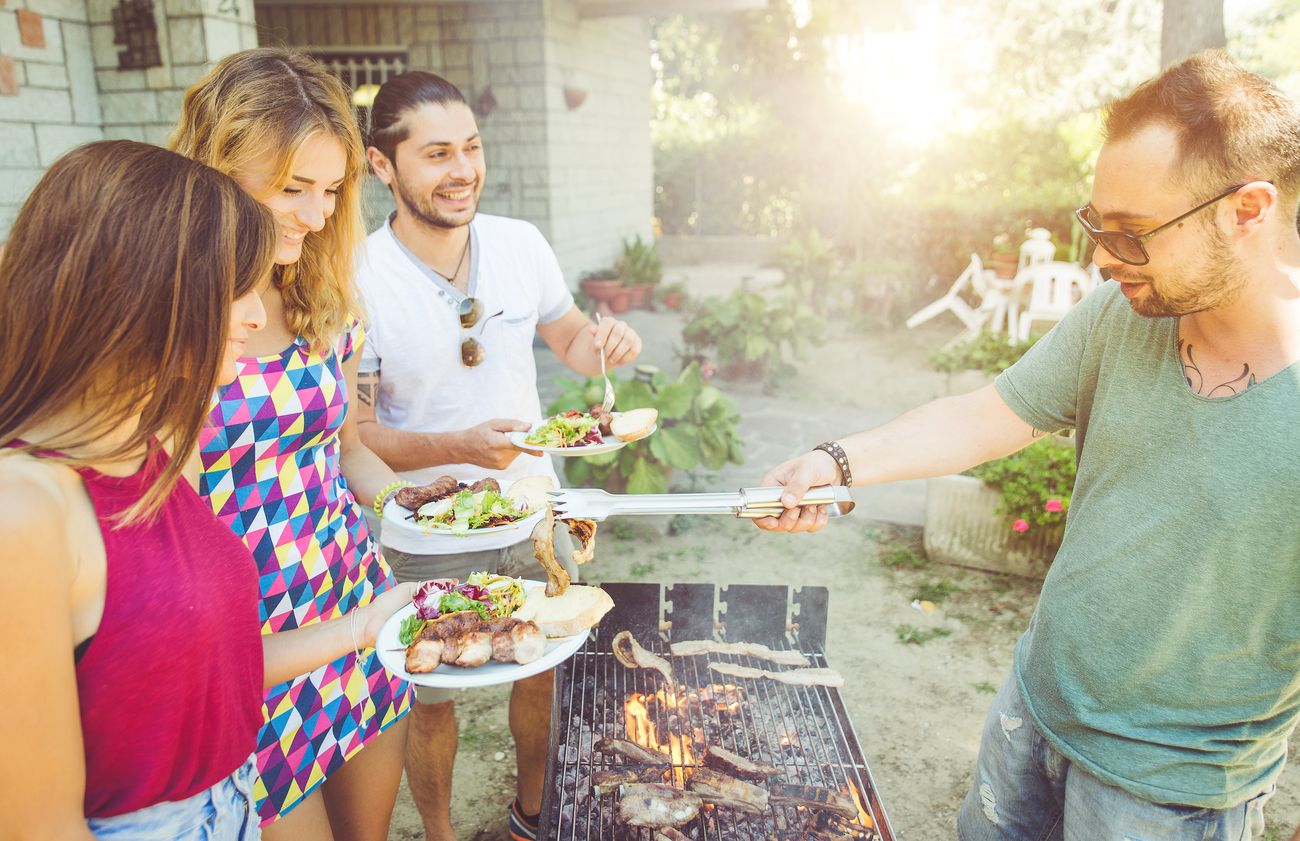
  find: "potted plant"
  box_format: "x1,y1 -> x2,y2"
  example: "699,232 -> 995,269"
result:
616,234 -> 663,310
578,267 -> 624,315
989,233 -> 1020,280
547,361 -> 744,494
924,438 -> 1075,578
657,281 -> 687,311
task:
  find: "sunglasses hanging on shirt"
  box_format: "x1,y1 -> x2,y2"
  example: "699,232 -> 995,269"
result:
458,297 -> 503,367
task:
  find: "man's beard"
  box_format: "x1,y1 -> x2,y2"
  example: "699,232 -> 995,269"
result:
392,166 -> 477,230
1115,233 -> 1247,318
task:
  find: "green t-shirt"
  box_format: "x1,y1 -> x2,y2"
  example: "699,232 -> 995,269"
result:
996,281 -> 1300,809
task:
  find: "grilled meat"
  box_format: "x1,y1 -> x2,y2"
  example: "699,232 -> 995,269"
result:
654,829 -> 691,841
767,667 -> 844,688
405,612 -> 544,672
612,630 -> 675,686
590,404 -> 614,437
404,638 -> 444,673
594,737 -> 671,768
468,477 -> 500,494
684,766 -> 769,814
707,662 -> 767,680
671,639 -> 810,667
706,662 -> 844,687
531,505 -> 570,596
394,476 -> 462,511
568,518 -> 597,565
617,784 -> 702,828
768,783 -> 858,819
703,745 -> 781,781
592,767 -> 665,796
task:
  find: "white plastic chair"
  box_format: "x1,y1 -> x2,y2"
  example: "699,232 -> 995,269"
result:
1012,261 -> 1093,340
1018,228 -> 1057,273
905,253 -> 989,333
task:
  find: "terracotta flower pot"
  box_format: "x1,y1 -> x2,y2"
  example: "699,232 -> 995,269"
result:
580,277 -> 624,316
662,291 -> 683,310
990,254 -> 1018,280
626,283 -> 653,309
610,288 -> 631,314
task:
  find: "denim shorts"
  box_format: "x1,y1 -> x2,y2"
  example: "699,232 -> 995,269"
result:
957,673 -> 1275,841
87,755 -> 259,841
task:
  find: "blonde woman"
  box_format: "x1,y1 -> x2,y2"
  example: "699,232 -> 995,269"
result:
171,49 -> 414,840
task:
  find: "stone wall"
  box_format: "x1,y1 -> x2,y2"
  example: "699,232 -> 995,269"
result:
0,0 -> 101,234
256,0 -> 653,283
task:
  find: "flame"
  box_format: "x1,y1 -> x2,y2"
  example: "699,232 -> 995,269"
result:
846,780 -> 874,828
624,690 -> 697,786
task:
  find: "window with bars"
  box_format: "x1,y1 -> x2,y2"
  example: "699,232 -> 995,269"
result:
313,50 -> 409,137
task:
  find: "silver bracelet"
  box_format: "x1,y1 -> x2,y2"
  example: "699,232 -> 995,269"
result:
349,606 -> 364,661
813,441 -> 852,487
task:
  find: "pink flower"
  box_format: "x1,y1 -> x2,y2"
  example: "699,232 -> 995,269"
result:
1012,519 -> 1029,533
1044,498 -> 1064,513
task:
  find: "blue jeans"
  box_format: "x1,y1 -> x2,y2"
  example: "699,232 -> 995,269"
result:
87,756 -> 259,841
958,673 -> 1274,841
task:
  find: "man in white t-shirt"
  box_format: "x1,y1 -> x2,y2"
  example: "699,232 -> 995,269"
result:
354,72 -> 642,841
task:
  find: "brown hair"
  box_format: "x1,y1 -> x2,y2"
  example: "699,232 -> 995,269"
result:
171,48 -> 365,352
368,71 -> 468,164
0,140 -> 277,520
1104,49 -> 1300,210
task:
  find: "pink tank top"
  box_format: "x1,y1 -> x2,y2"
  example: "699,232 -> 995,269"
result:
67,446 -> 264,818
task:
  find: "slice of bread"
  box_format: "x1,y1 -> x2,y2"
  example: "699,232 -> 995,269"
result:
610,408 -> 658,442
507,475 -> 555,514
513,584 -> 614,637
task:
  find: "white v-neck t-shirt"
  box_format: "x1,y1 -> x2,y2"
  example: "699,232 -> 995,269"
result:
357,213 -> 574,487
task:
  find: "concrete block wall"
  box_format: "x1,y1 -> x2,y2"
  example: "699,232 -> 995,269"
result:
253,0 -> 654,284
0,0 -> 102,233
89,0 -> 257,145
540,0 -> 652,276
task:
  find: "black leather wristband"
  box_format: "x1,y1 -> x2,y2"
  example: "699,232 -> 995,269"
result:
813,441 -> 852,487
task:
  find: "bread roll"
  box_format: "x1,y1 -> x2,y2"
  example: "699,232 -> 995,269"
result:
513,584 -> 614,637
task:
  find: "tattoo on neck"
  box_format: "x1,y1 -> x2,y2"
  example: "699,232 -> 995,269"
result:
1177,339 -> 1256,397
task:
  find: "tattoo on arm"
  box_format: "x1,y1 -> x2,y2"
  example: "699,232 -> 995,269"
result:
356,371 -> 378,408
1177,339 -> 1255,397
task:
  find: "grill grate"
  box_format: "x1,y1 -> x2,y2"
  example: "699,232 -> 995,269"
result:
540,583 -> 894,841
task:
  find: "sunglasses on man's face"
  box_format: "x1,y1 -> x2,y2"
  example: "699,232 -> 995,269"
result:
1073,183 -> 1250,267
457,297 -> 502,367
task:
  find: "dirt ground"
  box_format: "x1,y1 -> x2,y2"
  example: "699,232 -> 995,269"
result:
385,277 -> 1300,840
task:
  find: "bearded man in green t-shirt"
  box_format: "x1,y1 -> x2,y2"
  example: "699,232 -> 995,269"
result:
757,50 -> 1300,840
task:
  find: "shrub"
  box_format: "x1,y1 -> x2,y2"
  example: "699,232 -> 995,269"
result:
930,332 -> 1038,376
547,362 -> 744,494
968,438 -> 1076,544
617,235 -> 664,287
681,288 -> 824,382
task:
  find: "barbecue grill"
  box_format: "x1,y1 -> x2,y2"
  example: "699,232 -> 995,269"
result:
540,582 -> 895,840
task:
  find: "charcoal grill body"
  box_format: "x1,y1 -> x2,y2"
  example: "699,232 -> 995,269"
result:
540,582 -> 895,841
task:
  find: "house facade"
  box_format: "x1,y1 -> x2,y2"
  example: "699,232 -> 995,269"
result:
0,0 -> 759,277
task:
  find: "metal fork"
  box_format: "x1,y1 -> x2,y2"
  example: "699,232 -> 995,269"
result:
594,312 -> 616,415
547,485 -> 855,522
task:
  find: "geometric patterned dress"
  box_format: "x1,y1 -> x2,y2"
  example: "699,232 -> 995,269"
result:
196,317 -> 413,825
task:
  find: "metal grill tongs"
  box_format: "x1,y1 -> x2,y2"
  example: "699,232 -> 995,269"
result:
547,485 -> 854,522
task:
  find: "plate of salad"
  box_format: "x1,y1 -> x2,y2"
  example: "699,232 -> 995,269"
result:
374,576 -> 589,689
379,477 -> 549,555
510,408 -> 658,457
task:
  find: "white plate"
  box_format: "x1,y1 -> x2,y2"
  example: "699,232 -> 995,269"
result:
379,480 -> 545,556
509,423 -> 657,457
375,582 -> 590,689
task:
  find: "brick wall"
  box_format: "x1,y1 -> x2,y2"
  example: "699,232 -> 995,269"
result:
0,0 -> 102,234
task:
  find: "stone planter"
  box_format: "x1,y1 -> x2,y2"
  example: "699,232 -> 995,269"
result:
924,474 -> 1058,578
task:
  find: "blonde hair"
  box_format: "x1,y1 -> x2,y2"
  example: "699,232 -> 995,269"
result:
0,140 -> 277,521
171,48 -> 365,352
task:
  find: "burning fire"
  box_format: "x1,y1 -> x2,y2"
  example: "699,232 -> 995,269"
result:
847,780 -> 874,828
623,689 -> 702,786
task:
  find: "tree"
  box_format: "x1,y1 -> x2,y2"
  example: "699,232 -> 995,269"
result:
1162,0 -> 1226,66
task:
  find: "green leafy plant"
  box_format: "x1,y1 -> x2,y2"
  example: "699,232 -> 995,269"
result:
681,288 -> 824,382
972,681 -> 998,694
930,331 -> 1039,375
776,229 -> 842,314
968,438 -> 1076,544
547,362 -> 744,494
896,624 -> 953,646
580,267 -> 621,282
879,543 -> 930,569
912,579 -> 962,605
617,235 -> 664,287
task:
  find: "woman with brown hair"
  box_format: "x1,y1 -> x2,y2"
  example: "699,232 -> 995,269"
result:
0,139 -> 419,840
171,49 -> 415,839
